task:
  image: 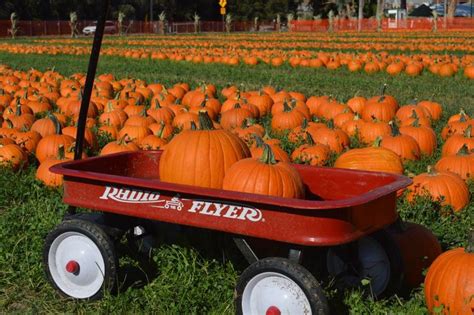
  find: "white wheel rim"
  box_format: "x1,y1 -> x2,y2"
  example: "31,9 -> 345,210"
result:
327,236 -> 390,296
242,272 -> 312,315
48,231 -> 106,299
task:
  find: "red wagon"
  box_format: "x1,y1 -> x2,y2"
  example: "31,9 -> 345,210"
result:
41,3 -> 414,313
43,150 -> 411,314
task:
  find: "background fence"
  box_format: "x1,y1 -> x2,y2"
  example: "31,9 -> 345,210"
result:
0,18 -> 473,37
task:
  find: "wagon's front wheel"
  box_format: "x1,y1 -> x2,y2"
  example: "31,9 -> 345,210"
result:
43,219 -> 118,300
235,257 -> 330,315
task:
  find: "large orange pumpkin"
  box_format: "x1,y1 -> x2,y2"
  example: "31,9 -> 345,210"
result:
159,112 -> 250,189
223,144 -> 304,199
424,231 -> 474,314
334,144 -> 404,174
407,167 -> 469,212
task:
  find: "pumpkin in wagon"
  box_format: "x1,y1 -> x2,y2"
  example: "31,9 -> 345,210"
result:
159,111 -> 250,189
223,143 -> 304,199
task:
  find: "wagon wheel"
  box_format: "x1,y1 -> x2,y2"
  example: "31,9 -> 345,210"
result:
235,257 -> 330,315
43,219 -> 117,300
326,232 -> 402,298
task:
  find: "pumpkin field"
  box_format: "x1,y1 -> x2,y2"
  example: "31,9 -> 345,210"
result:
0,30 -> 473,314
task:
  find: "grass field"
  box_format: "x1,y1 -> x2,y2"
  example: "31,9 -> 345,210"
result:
0,34 -> 473,314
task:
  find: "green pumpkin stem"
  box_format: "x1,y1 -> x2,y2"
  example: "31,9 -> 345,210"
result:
282,101 -> 292,113
254,134 -> 265,148
259,143 -> 277,165
48,113 -> 62,135
380,83 -> 387,96
458,108 -> 467,122
57,145 -> 65,160
464,125 -> 472,138
426,165 -> 436,175
327,119 -> 335,129
198,111 -> 214,130
5,119 -> 13,129
389,120 -> 401,136
306,132 -> 315,145
410,110 -> 419,119
373,136 -> 382,147
301,118 -> 308,129
457,144 -> 470,156
154,98 -> 161,109
466,229 -> 474,253
411,117 -> 420,128
157,122 -> 166,138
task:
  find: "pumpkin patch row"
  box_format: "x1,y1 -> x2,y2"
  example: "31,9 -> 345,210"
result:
1,38 -> 473,79
33,31 -> 474,53
0,63 -> 472,212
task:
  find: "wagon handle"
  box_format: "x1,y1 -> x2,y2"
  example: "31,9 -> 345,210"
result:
69,0 -> 110,216
74,0 -> 111,161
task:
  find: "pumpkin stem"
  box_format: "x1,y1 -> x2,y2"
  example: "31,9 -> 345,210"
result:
301,118 -> 308,129
458,108 -> 467,122
389,120 -> 401,136
259,143 -> 277,165
410,110 -> 419,119
373,136 -> 382,147
380,83 -> 387,96
466,229 -> 474,253
57,145 -> 65,160
156,122 -> 166,138
464,125 -> 472,138
117,135 -> 128,145
327,119 -> 335,129
254,134 -> 265,148
411,117 -> 420,128
282,101 -> 292,113
457,144 -> 470,156
153,98 -> 161,109
426,165 -> 436,175
5,119 -> 13,129
15,99 -> 22,116
234,102 -> 241,109
198,111 -> 214,130
306,132 -> 315,145
48,113 -> 62,135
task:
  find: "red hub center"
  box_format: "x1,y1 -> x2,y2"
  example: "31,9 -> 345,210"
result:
266,306 -> 281,315
65,260 -> 80,274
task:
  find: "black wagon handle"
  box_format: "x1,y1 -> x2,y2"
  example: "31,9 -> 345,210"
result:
68,0 -> 110,216
74,0 -> 111,160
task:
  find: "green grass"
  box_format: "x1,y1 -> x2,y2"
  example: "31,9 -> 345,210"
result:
0,46 -> 473,314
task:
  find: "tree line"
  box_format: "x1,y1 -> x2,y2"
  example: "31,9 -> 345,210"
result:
0,0 -> 402,22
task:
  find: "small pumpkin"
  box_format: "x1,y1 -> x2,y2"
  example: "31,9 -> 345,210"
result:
381,121 -> 421,161
0,143 -> 27,170
100,136 -> 140,156
436,144 -> 474,181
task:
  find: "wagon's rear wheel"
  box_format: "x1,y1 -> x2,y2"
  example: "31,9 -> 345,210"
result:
235,257 -> 330,315
326,232 -> 403,298
43,219 -> 117,300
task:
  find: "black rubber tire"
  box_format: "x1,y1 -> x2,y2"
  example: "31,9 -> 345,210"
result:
371,229 -> 404,298
235,257 -> 330,315
43,219 -> 118,300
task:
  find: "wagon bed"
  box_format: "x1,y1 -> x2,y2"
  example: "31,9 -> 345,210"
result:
51,150 -> 411,247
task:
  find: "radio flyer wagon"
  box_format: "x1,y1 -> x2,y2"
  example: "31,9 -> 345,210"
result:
42,2 -> 413,314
